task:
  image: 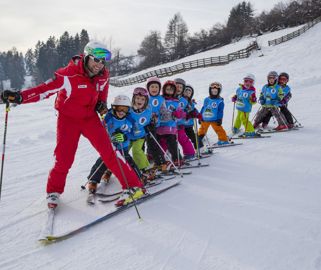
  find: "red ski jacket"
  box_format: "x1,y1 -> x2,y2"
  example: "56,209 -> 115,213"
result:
21,55 -> 109,119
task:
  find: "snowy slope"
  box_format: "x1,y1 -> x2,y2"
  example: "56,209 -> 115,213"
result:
1,23 -> 321,270
119,25 -> 303,79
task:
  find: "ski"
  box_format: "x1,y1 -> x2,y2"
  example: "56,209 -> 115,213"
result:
95,191 -> 122,197
179,163 -> 209,169
209,142 -> 243,149
158,170 -> 192,176
257,127 -> 299,134
98,196 -> 121,204
39,178 -> 181,244
231,134 -> 271,139
38,208 -> 56,242
187,154 -> 212,162
86,192 -> 96,205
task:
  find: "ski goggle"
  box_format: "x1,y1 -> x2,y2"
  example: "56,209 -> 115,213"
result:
113,105 -> 129,113
210,83 -> 221,89
244,79 -> 254,83
90,48 -> 112,61
278,76 -> 288,83
133,88 -> 148,97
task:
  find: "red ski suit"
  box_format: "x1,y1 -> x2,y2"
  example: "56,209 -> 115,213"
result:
21,55 -> 142,193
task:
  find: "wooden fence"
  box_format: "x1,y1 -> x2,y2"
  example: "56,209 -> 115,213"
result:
268,16 -> 321,46
109,42 -> 259,87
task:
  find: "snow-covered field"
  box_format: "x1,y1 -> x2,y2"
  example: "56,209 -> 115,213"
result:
1,23 -> 321,270
119,24 -> 303,79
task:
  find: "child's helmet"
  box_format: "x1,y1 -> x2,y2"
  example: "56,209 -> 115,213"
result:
278,72 -> 289,81
162,80 -> 177,96
267,71 -> 278,79
174,78 -> 186,87
146,77 -> 161,91
209,82 -> 222,96
132,87 -> 149,108
84,41 -> 112,61
243,73 -> 255,82
184,84 -> 194,99
112,95 -> 131,107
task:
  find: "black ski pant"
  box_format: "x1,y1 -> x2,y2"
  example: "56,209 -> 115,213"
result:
158,134 -> 179,162
88,149 -> 142,184
280,105 -> 294,125
146,129 -> 166,166
185,126 -> 197,149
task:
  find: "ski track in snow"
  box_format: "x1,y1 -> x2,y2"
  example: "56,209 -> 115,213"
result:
1,24 -> 321,270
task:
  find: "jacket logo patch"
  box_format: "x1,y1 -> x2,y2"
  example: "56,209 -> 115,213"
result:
78,85 -> 87,89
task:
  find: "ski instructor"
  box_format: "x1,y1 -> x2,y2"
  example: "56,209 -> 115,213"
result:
0,41 -> 144,208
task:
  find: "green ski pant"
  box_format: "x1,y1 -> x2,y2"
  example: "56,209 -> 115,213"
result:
130,138 -> 150,170
234,110 -> 255,133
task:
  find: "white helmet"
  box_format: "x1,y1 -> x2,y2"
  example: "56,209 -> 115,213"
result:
243,73 -> 255,81
112,95 -> 131,107
84,41 -> 112,61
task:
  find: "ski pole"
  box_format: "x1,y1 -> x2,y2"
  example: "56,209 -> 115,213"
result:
148,131 -> 183,177
176,128 -> 181,169
231,102 -> 236,132
80,159 -> 105,190
289,111 -> 302,127
118,142 -> 142,220
193,119 -> 201,166
0,102 -> 10,201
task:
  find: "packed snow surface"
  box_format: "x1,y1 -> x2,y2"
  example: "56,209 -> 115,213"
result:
0,24 -> 321,270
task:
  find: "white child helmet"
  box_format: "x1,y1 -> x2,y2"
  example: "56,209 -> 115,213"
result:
112,95 -> 131,107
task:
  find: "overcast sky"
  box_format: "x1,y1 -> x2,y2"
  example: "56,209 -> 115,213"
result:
0,0 -> 282,55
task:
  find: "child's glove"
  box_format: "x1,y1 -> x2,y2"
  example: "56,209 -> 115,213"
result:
197,113 -> 203,121
250,93 -> 257,103
172,110 -> 184,119
259,97 -> 265,105
231,95 -> 237,103
186,109 -> 198,119
112,133 -> 126,143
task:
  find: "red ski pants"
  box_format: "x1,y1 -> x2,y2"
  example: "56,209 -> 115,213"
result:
47,114 -> 142,194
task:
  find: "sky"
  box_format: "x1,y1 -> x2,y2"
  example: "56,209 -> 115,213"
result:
0,0 -> 283,56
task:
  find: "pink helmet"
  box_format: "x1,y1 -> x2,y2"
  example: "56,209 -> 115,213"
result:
132,87 -> 149,108
146,77 -> 161,90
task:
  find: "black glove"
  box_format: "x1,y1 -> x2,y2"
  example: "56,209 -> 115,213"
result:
1,90 -> 23,104
215,119 -> 222,126
145,123 -> 155,133
95,101 -> 107,115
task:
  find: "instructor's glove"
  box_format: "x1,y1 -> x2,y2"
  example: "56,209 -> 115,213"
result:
95,101 -> 107,115
1,90 -> 23,104
112,133 -> 126,143
231,95 -> 237,103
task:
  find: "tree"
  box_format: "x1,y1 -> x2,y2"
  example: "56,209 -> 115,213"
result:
226,1 -> 255,39
164,13 -> 189,60
0,62 -> 5,90
80,29 -> 90,53
137,31 -> 165,69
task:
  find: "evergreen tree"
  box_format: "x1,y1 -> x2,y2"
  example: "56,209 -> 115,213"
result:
164,13 -> 189,60
137,31 -> 165,69
25,49 -> 35,76
80,29 -> 90,53
0,62 -> 5,91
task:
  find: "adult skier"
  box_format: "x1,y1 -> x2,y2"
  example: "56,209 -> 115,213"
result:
0,41 -> 144,209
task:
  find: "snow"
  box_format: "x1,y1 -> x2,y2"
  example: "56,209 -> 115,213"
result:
117,25 -> 303,79
1,23 -> 321,270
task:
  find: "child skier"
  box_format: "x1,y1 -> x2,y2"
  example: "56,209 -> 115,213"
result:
129,87 -> 156,181
87,95 -> 145,206
278,72 -> 294,128
174,78 -> 196,160
232,74 -> 257,137
253,71 -> 287,131
182,84 -> 199,149
198,82 -> 229,147
157,80 -> 185,166
145,77 -> 167,172
259,72 -> 294,129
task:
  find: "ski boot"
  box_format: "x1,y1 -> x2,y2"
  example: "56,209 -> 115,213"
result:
274,125 -> 288,131
101,170 -> 112,184
115,187 -> 146,207
217,140 -> 230,145
46,192 -> 60,209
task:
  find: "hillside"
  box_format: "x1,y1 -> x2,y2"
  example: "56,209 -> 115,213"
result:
0,23 -> 321,270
